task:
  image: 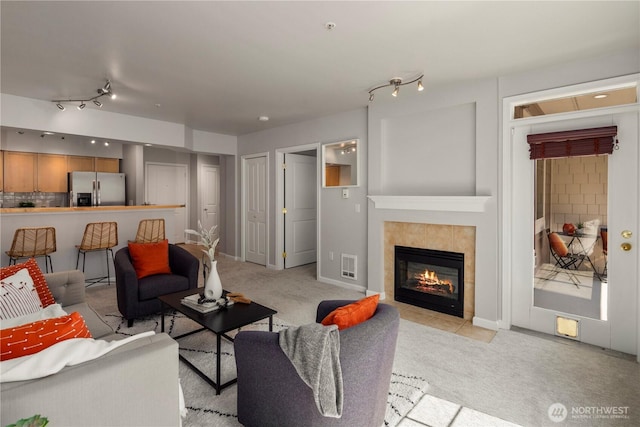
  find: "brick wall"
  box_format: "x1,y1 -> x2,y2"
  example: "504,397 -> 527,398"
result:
550,155 -> 607,232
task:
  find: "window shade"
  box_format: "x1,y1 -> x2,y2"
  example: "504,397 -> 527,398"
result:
527,126 -> 617,160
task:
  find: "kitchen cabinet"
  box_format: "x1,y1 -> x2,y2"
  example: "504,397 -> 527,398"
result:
4,152 -> 120,192
68,156 -> 120,173
3,151 -> 36,192
67,155 -> 95,172
3,152 -> 67,192
37,154 -> 68,192
96,157 -> 119,173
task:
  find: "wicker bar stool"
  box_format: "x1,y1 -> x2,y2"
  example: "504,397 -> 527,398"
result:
6,227 -> 57,272
134,218 -> 165,243
76,222 -> 118,286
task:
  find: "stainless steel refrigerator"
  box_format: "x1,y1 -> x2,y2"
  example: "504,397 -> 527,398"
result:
69,172 -> 126,206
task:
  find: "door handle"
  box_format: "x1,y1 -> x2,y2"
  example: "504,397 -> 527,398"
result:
621,242 -> 632,251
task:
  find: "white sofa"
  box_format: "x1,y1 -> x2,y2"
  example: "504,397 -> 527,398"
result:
1,270 -> 181,426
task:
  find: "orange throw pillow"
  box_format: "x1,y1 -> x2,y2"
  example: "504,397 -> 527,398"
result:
0,258 -> 56,308
549,233 -> 569,257
127,239 -> 172,279
1,311 -> 92,361
321,294 -> 380,330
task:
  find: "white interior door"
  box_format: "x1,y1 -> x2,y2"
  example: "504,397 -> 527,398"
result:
284,153 -> 317,268
145,162 -> 188,243
511,112 -> 638,354
245,156 -> 267,265
200,165 -> 220,244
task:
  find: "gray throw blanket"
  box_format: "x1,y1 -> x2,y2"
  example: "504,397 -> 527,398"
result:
279,323 -> 343,418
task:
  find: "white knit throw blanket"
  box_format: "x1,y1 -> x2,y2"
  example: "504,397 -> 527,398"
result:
278,323 -> 343,418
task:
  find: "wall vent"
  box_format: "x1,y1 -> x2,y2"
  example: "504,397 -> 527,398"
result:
341,254 -> 357,280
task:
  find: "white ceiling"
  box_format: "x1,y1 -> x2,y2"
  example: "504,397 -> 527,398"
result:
2,1 -> 639,136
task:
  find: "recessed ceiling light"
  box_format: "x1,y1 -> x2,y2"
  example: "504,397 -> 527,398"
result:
91,140 -> 96,144
43,131 -> 55,135
155,103 -> 161,108
325,22 -> 336,30
594,94 -> 608,99
145,143 -> 152,147
104,142 -> 109,147
258,116 -> 269,122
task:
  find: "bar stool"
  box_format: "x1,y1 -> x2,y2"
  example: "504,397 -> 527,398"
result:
76,222 -> 118,286
135,218 -> 165,243
6,227 -> 57,272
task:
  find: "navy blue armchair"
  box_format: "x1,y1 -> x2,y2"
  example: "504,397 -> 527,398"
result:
114,244 -> 198,327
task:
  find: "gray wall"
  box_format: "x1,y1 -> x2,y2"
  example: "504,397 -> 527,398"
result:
238,108 -> 368,289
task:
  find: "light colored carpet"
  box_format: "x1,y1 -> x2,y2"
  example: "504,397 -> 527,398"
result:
102,311 -> 429,427
87,254 -> 640,427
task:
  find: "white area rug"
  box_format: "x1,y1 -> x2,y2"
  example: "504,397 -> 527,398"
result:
534,263 -> 594,299
103,312 -> 429,427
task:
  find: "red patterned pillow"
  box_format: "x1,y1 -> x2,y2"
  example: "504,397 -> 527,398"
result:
0,311 -> 92,361
0,268 -> 43,319
0,258 -> 55,307
321,294 -> 380,330
127,239 -> 172,279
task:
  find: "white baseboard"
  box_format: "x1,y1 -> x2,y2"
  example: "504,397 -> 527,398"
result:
472,316 -> 500,331
266,263 -> 279,270
366,290 -> 387,300
317,275 -> 366,293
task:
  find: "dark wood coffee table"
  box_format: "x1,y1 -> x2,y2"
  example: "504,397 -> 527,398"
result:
158,288 -> 277,395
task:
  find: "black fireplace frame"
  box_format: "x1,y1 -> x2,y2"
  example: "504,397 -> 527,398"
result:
394,245 -> 464,318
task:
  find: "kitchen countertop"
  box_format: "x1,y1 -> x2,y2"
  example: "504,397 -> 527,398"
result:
0,205 -> 184,214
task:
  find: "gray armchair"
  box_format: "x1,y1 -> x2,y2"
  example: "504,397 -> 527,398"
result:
114,244 -> 199,326
234,300 -> 400,427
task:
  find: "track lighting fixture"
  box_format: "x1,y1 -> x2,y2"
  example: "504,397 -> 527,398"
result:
52,79 -> 116,111
368,74 -> 424,102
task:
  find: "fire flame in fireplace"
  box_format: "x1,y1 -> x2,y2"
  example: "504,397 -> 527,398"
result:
414,269 -> 454,294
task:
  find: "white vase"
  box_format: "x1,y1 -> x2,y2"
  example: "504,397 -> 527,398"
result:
204,258 -> 223,300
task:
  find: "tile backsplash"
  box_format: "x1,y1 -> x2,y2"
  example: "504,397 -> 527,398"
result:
1,192 -> 69,208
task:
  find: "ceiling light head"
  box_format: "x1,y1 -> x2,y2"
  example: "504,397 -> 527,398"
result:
93,100 -> 103,107
417,79 -> 424,91
594,94 -> 608,99
110,92 -> 116,100
392,85 -> 400,97
78,102 -> 86,110
104,141 -> 109,147
98,80 -> 111,95
56,103 -> 65,111
369,93 -> 375,102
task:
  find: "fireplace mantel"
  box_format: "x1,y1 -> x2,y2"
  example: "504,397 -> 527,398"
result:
367,195 -> 491,213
